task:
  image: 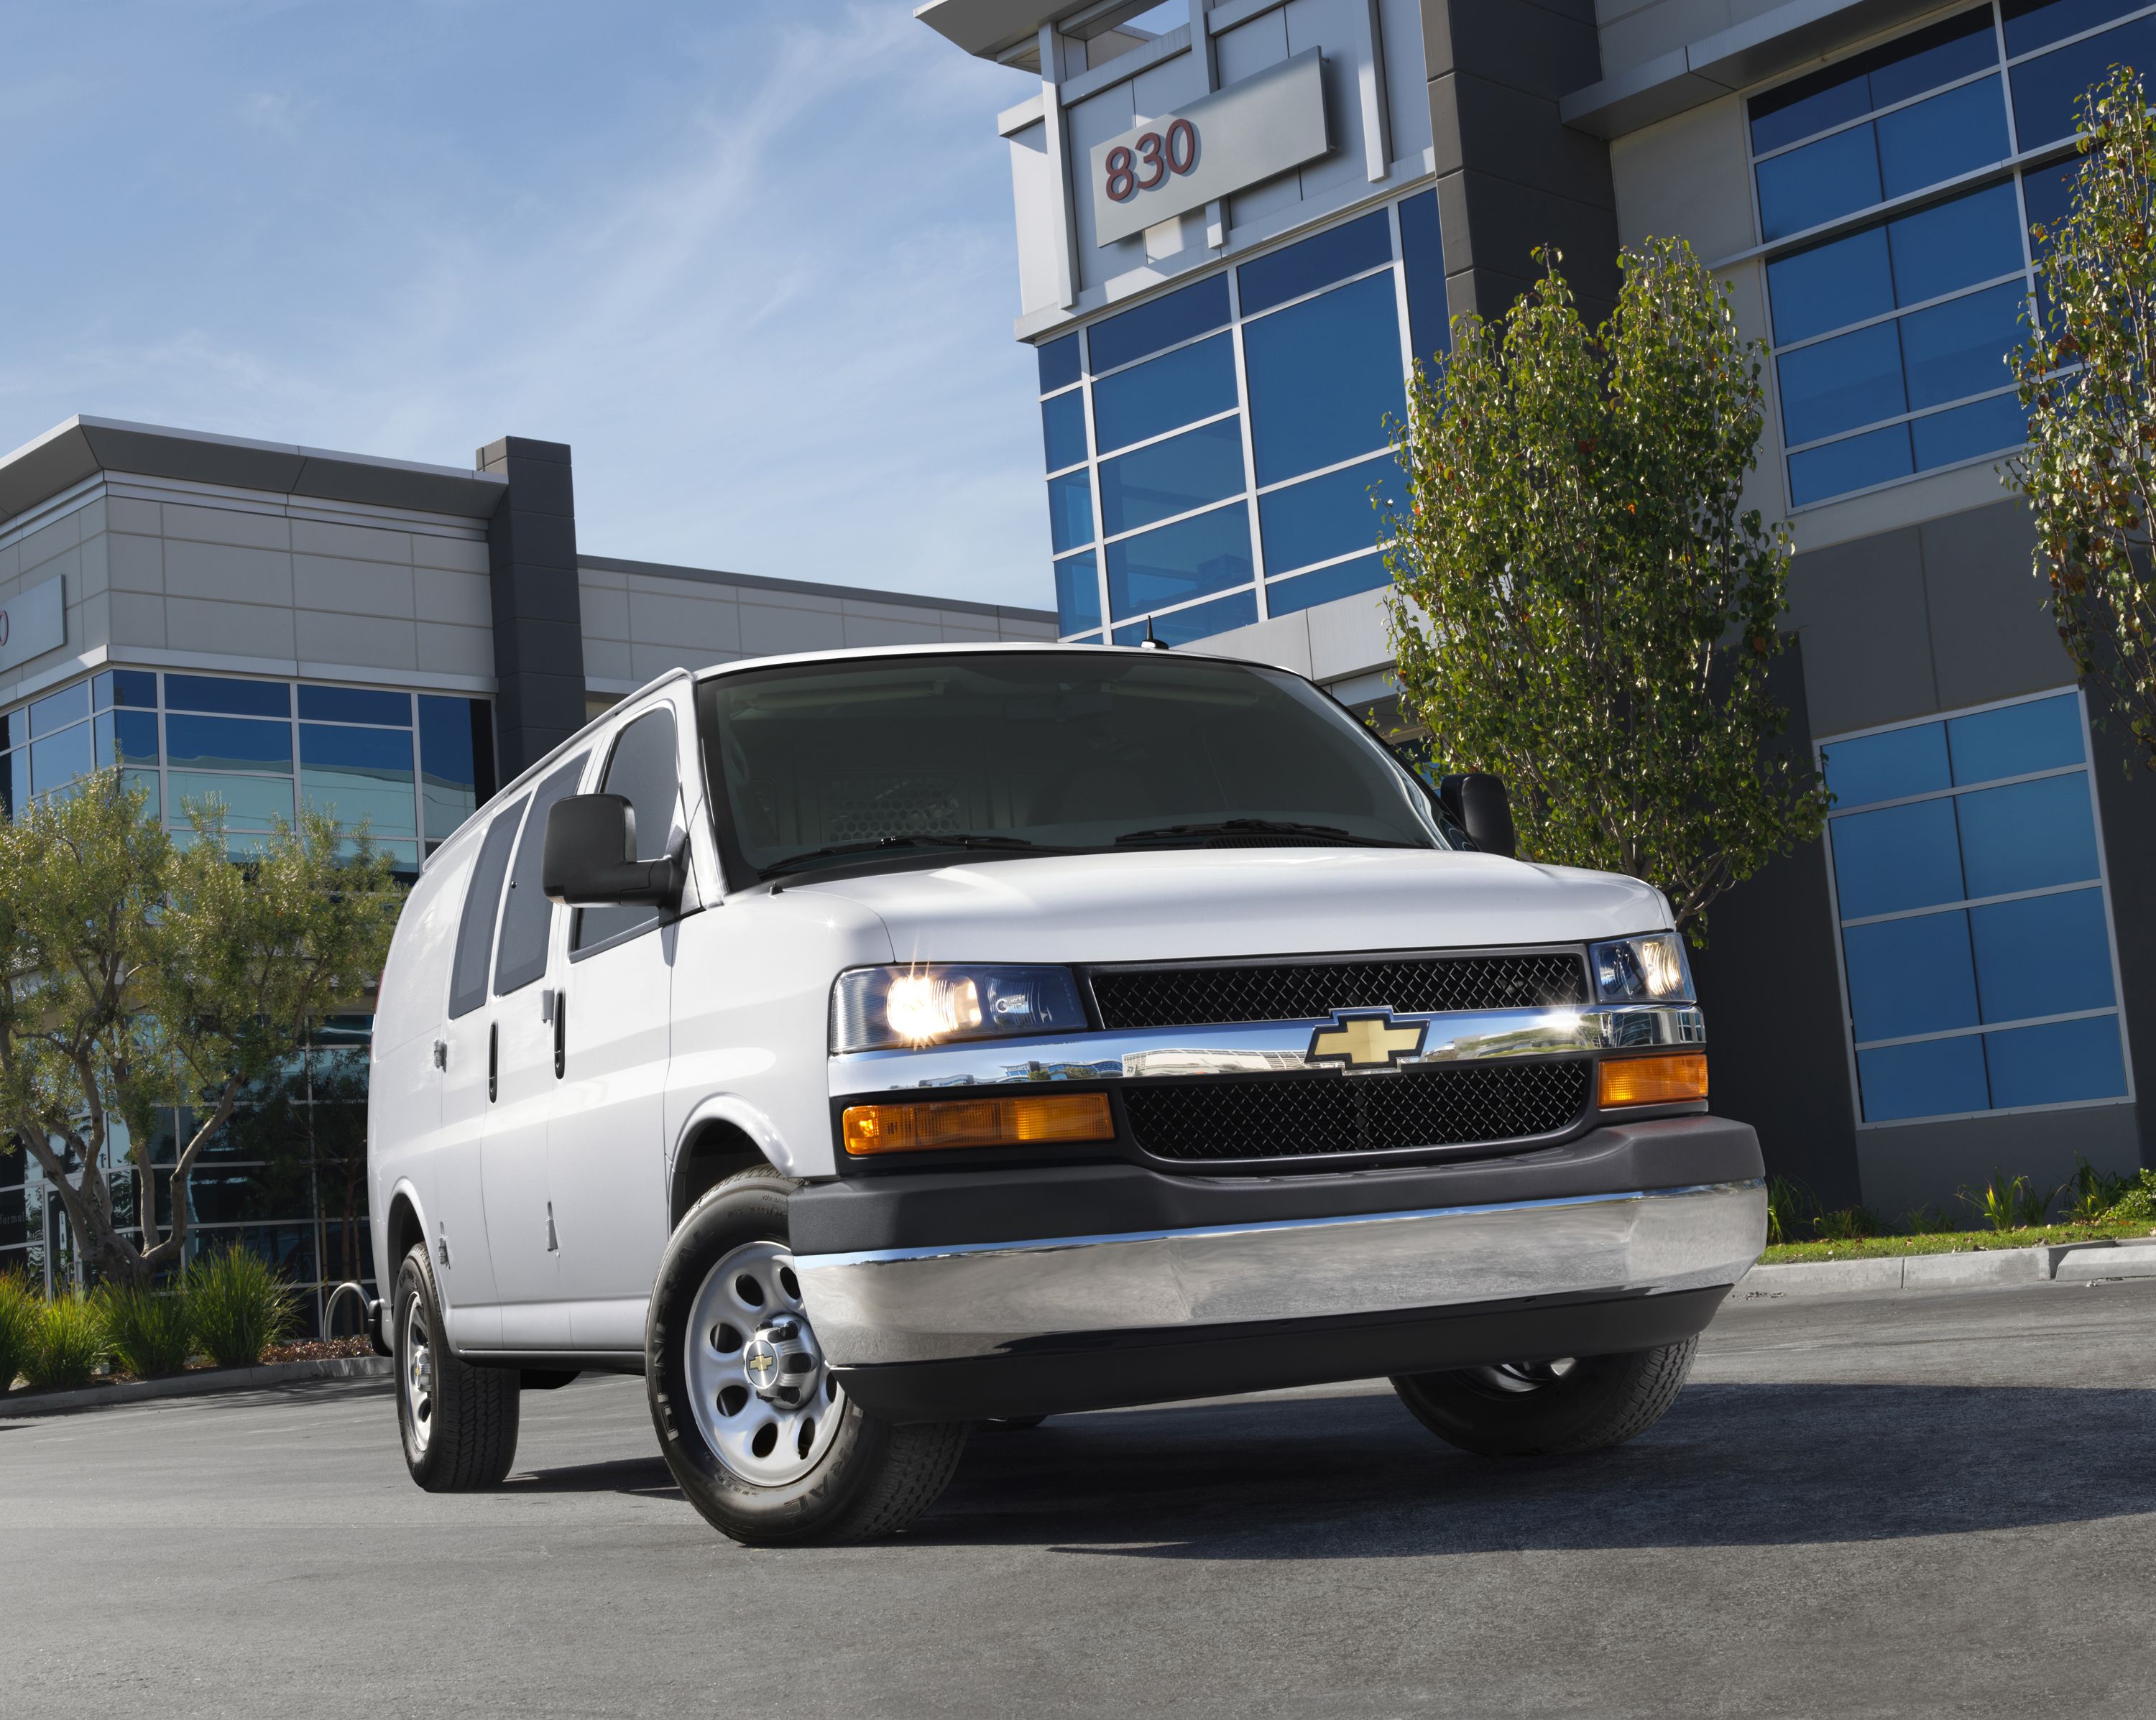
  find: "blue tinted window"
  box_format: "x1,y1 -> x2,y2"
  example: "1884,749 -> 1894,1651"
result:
92,669 -> 157,711
1054,551 -> 1102,636
1970,886 -> 2115,1022
1823,721 -> 1950,807
1843,910 -> 1979,1041
298,684 -> 410,726
1858,1034 -> 1990,1120
1105,503 -> 1253,620
1238,210 -> 1392,317
1914,391 -> 2029,468
164,712 -> 292,773
1244,274 -> 1406,486
1099,418 -> 1245,537
1789,422 -> 1913,504
1267,552 -> 1391,614
1751,64 -> 1871,155
1888,182 -> 2024,306
1398,188 -> 1449,366
300,723 -> 416,838
165,674 -> 290,718
1869,9 -> 1999,107
418,695 -> 495,843
2019,157 -> 2079,241
1875,76 -> 2009,200
1986,1014 -> 2128,1106
1046,469 -> 1093,553
1781,320 -> 1906,445
29,680 -> 90,738
1758,126 -> 1883,242
96,710 -> 160,767
1258,456 -> 1400,575
1041,391 -> 1087,472
1769,228 -> 1894,344
2010,15 -> 2156,147
1830,797 -> 1965,917
1899,280 -> 2026,408
1091,332 -> 1237,453
1037,334 -> 1081,394
2004,0 -> 2142,55
1087,274 -> 1232,374
1957,772 -> 2100,896
27,724 -> 93,798
1948,693 -> 2083,782
1110,588 -> 1258,646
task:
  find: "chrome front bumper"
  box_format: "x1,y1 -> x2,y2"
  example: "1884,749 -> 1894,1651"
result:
792,1177 -> 1766,1367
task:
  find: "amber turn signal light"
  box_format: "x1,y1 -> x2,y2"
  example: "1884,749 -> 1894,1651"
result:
1598,1051 -> 1708,1109
842,1092 -> 1115,1155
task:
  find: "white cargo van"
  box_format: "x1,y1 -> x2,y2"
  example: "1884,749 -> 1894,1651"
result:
366,645 -> 1764,1545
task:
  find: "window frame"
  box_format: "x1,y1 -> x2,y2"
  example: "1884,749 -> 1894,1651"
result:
1816,685 -> 2137,1129
568,701 -> 687,963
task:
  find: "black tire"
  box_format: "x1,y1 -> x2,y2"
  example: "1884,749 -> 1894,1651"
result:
393,1243 -> 520,1490
647,1168 -> 969,1547
1391,1338 -> 1698,1457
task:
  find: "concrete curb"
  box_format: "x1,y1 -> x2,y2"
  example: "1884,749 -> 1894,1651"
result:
1733,1239 -> 2156,1299
0,1354 -> 392,1419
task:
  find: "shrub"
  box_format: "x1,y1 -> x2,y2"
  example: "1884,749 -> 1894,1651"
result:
26,1293 -> 110,1391
185,1245 -> 297,1367
1960,1169 -> 2051,1234
1813,1206 -> 1881,1242
0,1270 -> 40,1391
2103,1168 -> 2156,1225
97,1282 -> 195,1378
1899,1206 -> 1950,1236
1766,1175 -> 1815,1247
2064,1157 -> 2132,1224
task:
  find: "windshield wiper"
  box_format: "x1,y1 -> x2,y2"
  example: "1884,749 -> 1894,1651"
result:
1112,818 -> 1409,849
760,833 -> 1044,879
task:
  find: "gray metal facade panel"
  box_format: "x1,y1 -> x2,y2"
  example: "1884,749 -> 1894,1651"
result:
1785,525 -> 1939,737
478,436 -> 589,777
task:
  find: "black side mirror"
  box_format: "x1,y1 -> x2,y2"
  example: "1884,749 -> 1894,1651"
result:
543,794 -> 683,907
1439,773 -> 1517,859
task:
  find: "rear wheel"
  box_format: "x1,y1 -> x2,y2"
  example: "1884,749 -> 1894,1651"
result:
394,1244 -> 520,1490
648,1169 -> 969,1546
1391,1338 -> 1698,1457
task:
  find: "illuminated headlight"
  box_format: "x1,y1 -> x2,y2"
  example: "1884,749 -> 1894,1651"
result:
1590,932 -> 1694,1004
832,965 -> 1087,1053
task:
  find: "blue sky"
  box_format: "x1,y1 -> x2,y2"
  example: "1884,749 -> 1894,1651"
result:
0,2 -> 1051,610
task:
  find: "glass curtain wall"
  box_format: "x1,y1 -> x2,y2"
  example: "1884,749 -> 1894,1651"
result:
1820,689 -> 2131,1124
1039,188 -> 1448,644
1751,1 -> 2156,507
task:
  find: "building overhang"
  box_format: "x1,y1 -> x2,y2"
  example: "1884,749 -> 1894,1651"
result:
0,416 -> 507,530
1560,0 -> 1956,139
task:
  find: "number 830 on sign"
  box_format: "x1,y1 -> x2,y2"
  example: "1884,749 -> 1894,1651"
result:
1102,117 -> 1200,203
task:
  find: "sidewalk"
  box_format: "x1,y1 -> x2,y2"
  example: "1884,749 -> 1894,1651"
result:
1733,1239 -> 2156,1300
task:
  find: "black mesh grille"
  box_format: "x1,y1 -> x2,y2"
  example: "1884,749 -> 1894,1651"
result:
1122,1061 -> 1593,1162
1092,952 -> 1587,1029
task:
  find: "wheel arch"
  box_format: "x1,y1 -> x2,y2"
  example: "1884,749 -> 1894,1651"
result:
670,1100 -> 786,1229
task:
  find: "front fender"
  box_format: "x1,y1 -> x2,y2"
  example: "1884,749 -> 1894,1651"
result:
671,1092 -> 803,1180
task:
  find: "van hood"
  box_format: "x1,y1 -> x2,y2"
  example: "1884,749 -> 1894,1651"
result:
801,847 -> 1667,966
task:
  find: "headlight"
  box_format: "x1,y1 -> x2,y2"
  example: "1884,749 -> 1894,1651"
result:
1590,932 -> 1693,1004
832,964 -> 1087,1053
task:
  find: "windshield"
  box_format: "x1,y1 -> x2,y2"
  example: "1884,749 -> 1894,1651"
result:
699,651 -> 1452,882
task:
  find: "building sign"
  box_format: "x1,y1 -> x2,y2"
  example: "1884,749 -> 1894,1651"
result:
1089,49 -> 1329,248
0,573 -> 64,676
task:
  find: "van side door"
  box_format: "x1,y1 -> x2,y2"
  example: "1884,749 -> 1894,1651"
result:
545,702 -> 683,1351
477,752 -> 589,1349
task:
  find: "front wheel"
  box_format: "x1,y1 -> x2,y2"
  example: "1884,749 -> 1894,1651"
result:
647,1170 -> 969,1546
1391,1338 -> 1698,1457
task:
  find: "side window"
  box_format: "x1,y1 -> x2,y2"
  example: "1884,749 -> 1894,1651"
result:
447,796 -> 527,1019
574,706 -> 682,952
493,753 -> 590,997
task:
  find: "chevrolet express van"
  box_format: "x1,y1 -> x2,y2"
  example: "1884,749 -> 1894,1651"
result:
366,645 -> 1765,1545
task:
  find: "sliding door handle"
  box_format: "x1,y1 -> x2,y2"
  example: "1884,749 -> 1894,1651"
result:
487,1022 -> 499,1103
553,991 -> 566,1079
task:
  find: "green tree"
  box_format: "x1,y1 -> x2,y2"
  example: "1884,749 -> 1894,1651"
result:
2008,65 -> 2156,773
0,772 -> 402,1289
1384,239 -> 1828,940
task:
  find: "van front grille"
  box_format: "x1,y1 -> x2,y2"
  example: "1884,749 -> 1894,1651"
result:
1120,1060 -> 1593,1164
1090,952 -> 1588,1030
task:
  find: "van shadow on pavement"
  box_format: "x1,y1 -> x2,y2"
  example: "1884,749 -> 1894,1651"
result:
913,1381 -> 2156,1557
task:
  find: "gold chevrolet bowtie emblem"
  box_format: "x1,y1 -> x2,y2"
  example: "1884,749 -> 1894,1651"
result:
1308,1012 -> 1426,1068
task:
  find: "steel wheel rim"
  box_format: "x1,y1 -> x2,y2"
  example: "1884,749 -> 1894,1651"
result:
403,1295 -> 435,1454
1465,1357 -> 1577,1395
684,1239 -> 843,1488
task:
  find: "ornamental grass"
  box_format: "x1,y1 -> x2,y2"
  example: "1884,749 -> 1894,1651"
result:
185,1245 -> 297,1367
97,1282 -> 195,1378
25,1291 -> 110,1391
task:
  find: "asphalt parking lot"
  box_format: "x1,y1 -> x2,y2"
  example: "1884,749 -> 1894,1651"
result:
4,1279 -> 2152,1720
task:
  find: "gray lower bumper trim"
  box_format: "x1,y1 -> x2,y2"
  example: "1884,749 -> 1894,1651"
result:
793,1178 -> 1767,1366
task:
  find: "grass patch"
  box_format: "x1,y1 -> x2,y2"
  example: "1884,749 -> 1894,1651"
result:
1761,1213 -> 2156,1265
